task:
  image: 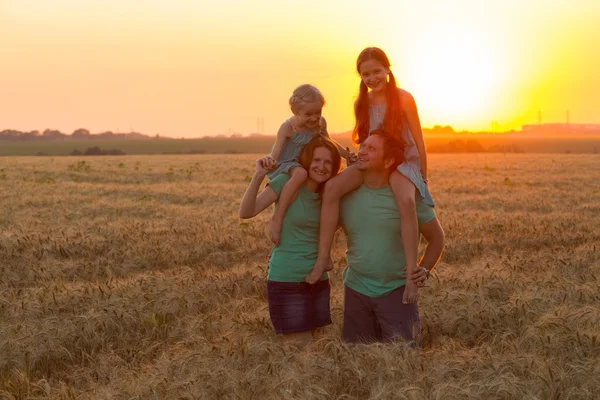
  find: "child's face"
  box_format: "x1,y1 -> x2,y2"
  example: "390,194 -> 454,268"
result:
358,59 -> 389,93
296,101 -> 323,129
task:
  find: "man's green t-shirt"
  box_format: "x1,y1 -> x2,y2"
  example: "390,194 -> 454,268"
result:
340,184 -> 436,297
267,174 -> 328,282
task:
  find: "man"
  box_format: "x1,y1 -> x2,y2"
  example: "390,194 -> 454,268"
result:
339,130 -> 445,344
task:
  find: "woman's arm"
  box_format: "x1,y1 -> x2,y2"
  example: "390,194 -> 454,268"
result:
321,117 -> 356,163
239,157 -> 278,219
401,90 -> 428,180
305,165 -> 364,284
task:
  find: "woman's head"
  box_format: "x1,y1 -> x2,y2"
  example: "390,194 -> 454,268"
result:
353,47 -> 402,146
289,84 -> 326,130
298,135 -> 341,188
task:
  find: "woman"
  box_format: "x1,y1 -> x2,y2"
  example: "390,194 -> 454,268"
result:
239,135 -> 342,347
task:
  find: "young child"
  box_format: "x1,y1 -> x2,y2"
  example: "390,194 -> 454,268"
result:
305,47 -> 444,305
265,84 -> 355,245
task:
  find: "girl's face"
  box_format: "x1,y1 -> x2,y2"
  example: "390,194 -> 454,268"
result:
308,146 -> 334,184
296,101 -> 323,129
358,59 -> 389,93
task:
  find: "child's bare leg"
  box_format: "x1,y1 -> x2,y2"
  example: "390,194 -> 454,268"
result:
389,171 -> 419,304
306,165 -> 363,284
270,167 -> 307,245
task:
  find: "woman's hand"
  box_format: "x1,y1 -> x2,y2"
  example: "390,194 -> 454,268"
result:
256,156 -> 277,176
240,158 -> 280,219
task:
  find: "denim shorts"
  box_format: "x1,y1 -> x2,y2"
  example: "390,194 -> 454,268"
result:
267,279 -> 332,334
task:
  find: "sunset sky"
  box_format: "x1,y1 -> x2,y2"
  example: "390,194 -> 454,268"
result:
1,0 -> 599,138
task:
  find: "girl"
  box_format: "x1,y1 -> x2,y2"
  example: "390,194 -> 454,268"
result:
305,47 -> 445,305
239,136 -> 342,347
265,84 -> 355,245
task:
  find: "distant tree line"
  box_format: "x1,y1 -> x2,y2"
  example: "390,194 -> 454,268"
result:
428,139 -> 524,153
0,129 -> 150,141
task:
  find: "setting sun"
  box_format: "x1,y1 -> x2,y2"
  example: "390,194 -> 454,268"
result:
0,0 -> 599,136
399,24 -> 503,124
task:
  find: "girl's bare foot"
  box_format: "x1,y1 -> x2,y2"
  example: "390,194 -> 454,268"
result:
269,216 -> 283,245
305,257 -> 331,284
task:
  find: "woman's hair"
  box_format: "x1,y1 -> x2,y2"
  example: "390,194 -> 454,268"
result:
289,84 -> 326,115
298,135 -> 341,192
353,47 -> 403,146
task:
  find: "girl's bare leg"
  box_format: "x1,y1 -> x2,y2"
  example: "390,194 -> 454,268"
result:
305,165 -> 363,284
270,167 -> 307,245
389,171 -> 420,304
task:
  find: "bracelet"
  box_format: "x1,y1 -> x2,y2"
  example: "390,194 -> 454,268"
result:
421,266 -> 430,279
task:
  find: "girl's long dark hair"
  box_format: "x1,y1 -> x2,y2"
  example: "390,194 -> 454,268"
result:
353,47 -> 403,146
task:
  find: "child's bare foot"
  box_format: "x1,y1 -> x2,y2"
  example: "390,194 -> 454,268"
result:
305,257 -> 330,284
403,277 -> 419,304
269,216 -> 282,245
325,258 -> 334,272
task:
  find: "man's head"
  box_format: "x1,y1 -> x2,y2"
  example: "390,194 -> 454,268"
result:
356,130 -> 404,175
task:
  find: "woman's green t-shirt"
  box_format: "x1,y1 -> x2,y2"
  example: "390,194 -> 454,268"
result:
267,174 -> 328,282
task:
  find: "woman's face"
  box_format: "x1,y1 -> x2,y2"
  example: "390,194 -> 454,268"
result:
358,59 -> 389,93
307,146 -> 334,184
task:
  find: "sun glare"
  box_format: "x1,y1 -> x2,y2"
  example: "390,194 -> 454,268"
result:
400,25 -> 502,123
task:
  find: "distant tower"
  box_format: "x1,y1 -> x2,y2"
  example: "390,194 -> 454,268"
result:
538,110 -> 542,125
566,110 -> 570,125
491,121 -> 498,133
257,117 -> 265,134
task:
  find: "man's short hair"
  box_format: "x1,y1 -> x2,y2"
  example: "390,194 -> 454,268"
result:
369,129 -> 405,171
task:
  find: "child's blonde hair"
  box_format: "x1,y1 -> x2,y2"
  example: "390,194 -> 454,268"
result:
289,84 -> 326,115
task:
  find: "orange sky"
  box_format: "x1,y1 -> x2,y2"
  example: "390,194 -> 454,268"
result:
1,0 -> 599,137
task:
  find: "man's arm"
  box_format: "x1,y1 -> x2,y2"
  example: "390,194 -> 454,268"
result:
417,217 -> 445,283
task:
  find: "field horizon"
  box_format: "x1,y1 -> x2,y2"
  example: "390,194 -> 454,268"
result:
1,134 -> 600,157
1,153 -> 599,399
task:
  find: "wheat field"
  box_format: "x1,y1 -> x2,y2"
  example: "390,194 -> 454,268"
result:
0,154 -> 599,399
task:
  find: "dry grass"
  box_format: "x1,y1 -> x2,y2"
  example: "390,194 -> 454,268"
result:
0,154 -> 599,399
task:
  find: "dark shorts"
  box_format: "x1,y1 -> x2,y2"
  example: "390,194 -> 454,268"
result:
267,279 -> 332,334
343,285 -> 421,346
